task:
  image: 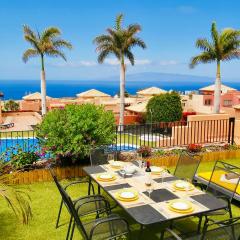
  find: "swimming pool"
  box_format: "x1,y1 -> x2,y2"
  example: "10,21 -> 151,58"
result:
0,138 -> 137,160
0,138 -> 41,153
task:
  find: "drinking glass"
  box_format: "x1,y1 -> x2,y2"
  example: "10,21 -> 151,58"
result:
161,168 -> 167,184
185,178 -> 192,195
145,180 -> 154,198
136,152 -> 143,168
107,153 -> 115,163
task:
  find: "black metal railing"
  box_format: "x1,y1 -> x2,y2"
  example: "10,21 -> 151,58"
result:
114,118 -> 235,151
0,118 -> 235,154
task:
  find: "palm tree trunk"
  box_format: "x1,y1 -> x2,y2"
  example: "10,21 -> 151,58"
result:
40,55 -> 47,116
213,61 -> 221,113
119,58 -> 125,131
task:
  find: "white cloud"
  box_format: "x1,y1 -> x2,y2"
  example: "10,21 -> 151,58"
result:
53,60 -> 97,68
159,60 -> 178,66
104,58 -> 152,66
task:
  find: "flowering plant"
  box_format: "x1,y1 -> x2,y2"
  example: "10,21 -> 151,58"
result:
137,146 -> 152,157
187,144 -> 202,153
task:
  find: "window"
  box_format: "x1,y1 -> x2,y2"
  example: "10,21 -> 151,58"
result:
204,99 -> 212,106
223,100 -> 232,106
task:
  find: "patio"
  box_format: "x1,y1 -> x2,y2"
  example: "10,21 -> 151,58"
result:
0,159 -> 239,240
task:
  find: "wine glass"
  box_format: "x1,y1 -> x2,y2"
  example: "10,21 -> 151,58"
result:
185,178 -> 192,195
145,180 -> 154,198
136,152 -> 143,168
161,167 -> 167,184
107,153 -> 115,163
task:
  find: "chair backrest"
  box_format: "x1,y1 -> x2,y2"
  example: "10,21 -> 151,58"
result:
48,167 -> 89,239
202,217 -> 240,240
207,161 -> 240,201
89,216 -> 130,240
90,147 -> 109,166
173,152 -> 201,181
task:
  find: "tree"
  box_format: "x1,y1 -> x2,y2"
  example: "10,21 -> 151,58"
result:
93,14 -> 146,129
146,92 -> 183,122
22,25 -> 72,115
190,22 -> 240,113
36,104 -> 116,165
4,100 -> 20,111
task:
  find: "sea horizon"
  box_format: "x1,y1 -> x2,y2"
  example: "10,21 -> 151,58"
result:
1,77 -> 240,100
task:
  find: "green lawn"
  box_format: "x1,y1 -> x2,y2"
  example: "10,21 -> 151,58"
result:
116,133 -> 158,147
0,159 -> 240,240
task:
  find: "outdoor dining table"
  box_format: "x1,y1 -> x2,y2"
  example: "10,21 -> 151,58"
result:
83,161 -> 227,238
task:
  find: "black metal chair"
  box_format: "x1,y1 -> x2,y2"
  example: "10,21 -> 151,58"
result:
89,147 -> 119,210
198,161 -> 240,231
173,152 -> 202,182
49,167 -> 95,229
50,167 -> 131,240
161,216 -> 240,240
90,147 -> 117,166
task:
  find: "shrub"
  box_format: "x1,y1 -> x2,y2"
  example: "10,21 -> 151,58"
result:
146,92 -> 183,122
137,146 -> 152,157
187,144 -> 202,153
36,104 -> 116,165
4,99 -> 20,111
10,149 -> 39,169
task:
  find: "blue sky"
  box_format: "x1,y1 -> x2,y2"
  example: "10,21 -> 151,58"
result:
0,0 -> 240,80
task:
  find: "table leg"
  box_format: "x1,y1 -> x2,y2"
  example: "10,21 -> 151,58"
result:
98,184 -> 101,194
138,224 -> 144,239
88,177 -> 92,195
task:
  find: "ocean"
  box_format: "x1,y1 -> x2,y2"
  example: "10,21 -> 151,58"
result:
1,78 -> 240,100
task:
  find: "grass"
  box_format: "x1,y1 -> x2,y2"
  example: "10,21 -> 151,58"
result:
116,133 -> 158,147
0,159 -> 240,240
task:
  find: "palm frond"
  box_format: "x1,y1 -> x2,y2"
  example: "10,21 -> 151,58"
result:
222,49 -> 240,61
190,52 -> 215,68
41,27 -> 61,41
52,39 -> 73,50
0,180 -> 32,224
127,24 -> 142,35
93,35 -> 113,44
115,13 -> 123,31
124,50 -> 134,65
22,49 -> 39,62
45,49 -> 67,61
23,25 -> 38,40
211,21 -> 219,46
127,37 -> 146,49
195,38 -> 213,51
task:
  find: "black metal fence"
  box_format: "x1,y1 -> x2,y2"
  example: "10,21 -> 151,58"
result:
0,118 -> 235,154
115,117 -> 235,151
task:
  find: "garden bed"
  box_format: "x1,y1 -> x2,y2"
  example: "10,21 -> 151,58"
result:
4,149 -> 240,185
4,165 -> 87,185
147,149 -> 240,167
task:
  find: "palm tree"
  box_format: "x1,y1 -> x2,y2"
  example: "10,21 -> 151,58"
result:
190,22 -> 240,113
22,26 -> 72,115
94,14 -> 146,129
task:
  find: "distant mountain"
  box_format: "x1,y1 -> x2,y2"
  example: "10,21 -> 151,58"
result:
102,72 -> 239,92
103,72 -> 214,83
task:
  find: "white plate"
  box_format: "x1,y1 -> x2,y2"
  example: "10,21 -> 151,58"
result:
171,201 -> 190,210
120,191 -> 135,199
111,161 -> 123,167
99,174 -> 113,179
175,181 -> 190,189
124,165 -> 137,174
151,166 -> 162,173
